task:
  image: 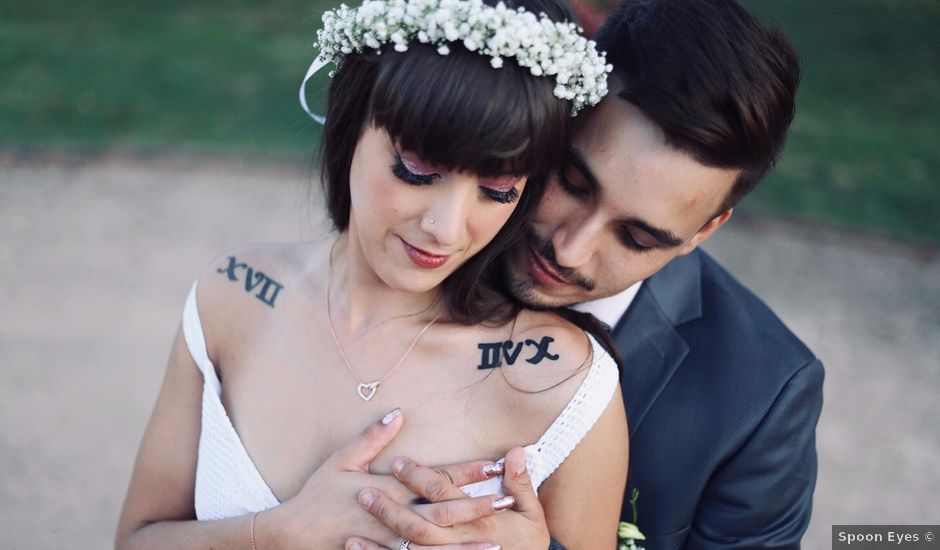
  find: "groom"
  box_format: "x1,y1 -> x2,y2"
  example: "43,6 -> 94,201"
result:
300,0 -> 824,548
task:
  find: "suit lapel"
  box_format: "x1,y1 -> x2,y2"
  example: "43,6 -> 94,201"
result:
613,251 -> 703,437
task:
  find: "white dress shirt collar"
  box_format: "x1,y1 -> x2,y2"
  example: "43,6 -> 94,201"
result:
571,282 -> 643,330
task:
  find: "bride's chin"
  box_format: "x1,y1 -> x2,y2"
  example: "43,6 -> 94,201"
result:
375,266 -> 446,295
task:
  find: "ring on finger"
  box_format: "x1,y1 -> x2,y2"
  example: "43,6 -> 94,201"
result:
399,539 -> 412,550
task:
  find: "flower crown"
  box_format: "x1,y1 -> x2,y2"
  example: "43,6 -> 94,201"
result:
301,0 -> 611,119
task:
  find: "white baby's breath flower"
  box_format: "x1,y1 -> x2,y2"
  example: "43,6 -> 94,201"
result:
312,0 -> 610,114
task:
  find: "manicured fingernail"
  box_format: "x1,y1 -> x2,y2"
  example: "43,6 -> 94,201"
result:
515,459 -> 527,475
381,407 -> 401,425
349,544 -> 363,550
492,495 -> 515,511
482,545 -> 502,550
482,462 -> 504,478
359,490 -> 377,508
392,457 -> 407,475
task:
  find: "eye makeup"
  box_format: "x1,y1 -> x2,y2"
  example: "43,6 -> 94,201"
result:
478,175 -> 522,204
392,152 -> 441,185
391,148 -> 521,204
480,186 -> 520,204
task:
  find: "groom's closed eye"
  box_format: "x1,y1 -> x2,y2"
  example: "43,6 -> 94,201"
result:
557,165 -> 591,199
559,147 -> 602,198
621,219 -> 684,250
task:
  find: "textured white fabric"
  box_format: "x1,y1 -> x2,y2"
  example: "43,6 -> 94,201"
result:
183,283 -> 280,520
184,281 -> 619,518
460,331 -> 620,497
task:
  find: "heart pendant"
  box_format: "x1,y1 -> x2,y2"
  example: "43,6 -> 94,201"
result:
357,382 -> 379,401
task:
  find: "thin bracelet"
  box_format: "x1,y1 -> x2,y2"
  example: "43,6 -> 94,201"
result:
250,511 -> 260,550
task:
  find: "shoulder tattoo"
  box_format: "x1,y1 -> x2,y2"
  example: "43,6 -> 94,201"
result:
477,336 -> 559,370
216,255 -> 284,308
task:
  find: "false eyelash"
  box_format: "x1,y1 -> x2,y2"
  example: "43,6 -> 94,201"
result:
392,153 -> 440,185
481,187 -> 519,204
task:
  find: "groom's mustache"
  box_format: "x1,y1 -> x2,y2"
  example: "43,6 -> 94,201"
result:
526,226 -> 596,291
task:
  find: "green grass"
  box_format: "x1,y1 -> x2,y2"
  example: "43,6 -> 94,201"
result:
0,0 -> 329,153
1,0 -> 938,240
740,0 -> 940,241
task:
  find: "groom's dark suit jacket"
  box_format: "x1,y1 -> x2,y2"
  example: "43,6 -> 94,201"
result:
609,249 -> 824,549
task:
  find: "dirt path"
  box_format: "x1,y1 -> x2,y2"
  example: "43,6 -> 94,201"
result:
2,152 -> 937,549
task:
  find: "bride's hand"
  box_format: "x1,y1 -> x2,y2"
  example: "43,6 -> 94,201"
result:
346,447 -> 550,550
259,408 -> 413,549
260,408 -> 506,550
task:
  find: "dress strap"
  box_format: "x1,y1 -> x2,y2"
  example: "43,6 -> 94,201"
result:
182,281 -> 222,394
526,334 -> 620,488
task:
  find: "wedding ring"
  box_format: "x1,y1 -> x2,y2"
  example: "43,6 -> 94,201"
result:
399,540 -> 412,550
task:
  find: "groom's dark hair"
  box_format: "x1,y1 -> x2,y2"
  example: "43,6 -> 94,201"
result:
594,0 -> 801,214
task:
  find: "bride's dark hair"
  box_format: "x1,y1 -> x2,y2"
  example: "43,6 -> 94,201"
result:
319,0 -> 576,325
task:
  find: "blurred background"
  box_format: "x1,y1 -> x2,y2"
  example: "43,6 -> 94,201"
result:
1,0 -> 938,548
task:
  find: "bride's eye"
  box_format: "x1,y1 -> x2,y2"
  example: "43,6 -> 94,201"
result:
392,152 -> 441,186
480,186 -> 519,204
479,175 -> 521,204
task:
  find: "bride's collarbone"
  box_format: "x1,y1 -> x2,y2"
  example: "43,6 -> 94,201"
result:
213,298 -> 590,494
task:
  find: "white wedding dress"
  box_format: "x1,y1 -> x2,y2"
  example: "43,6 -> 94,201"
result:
182,282 -> 620,520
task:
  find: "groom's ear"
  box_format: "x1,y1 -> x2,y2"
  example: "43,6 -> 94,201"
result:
678,208 -> 733,256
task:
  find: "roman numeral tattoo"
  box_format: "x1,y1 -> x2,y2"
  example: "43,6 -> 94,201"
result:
216,256 -> 284,308
477,336 -> 559,369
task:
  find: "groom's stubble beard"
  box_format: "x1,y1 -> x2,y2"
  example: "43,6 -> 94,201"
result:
499,225 -> 596,310
499,264 -> 553,311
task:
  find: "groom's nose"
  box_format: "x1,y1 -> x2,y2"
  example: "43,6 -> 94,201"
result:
551,211 -> 603,269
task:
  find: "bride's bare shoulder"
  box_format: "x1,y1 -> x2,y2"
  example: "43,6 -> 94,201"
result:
190,236 -> 334,359
487,309 -> 597,397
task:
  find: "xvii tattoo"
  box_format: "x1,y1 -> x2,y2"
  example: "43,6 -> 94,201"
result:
217,256 -> 284,308
477,336 -> 559,369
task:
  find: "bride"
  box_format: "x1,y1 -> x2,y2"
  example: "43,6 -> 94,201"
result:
115,0 -> 627,548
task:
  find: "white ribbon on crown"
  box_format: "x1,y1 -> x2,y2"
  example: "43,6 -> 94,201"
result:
299,56 -> 329,125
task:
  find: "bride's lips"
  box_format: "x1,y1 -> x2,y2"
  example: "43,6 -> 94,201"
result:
528,247 -> 570,288
402,238 -> 450,269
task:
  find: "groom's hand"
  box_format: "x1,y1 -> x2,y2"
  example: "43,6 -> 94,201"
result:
346,447 -> 552,550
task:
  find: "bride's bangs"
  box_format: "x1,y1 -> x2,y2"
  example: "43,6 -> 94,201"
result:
368,43 -> 570,179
